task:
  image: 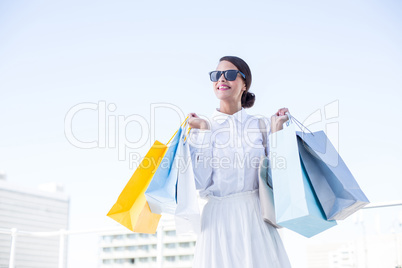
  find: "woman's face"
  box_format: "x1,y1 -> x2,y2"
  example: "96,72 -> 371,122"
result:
213,60 -> 246,104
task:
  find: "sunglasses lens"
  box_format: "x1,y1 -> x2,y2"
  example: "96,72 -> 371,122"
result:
210,71 -> 221,82
225,70 -> 238,81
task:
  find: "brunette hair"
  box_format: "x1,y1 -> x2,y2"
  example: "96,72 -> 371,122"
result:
219,56 -> 255,108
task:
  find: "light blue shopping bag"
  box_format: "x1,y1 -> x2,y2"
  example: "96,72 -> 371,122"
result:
145,125 -> 183,215
269,119 -> 337,238
297,131 -> 369,220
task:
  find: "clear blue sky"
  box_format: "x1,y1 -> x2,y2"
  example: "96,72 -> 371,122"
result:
1,1 -> 401,267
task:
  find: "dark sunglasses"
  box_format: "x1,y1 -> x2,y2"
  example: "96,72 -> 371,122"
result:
209,70 -> 246,82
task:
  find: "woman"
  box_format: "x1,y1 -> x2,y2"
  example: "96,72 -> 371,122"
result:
187,56 -> 291,268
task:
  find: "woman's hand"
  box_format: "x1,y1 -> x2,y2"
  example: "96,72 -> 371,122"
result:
188,113 -> 210,130
271,108 -> 290,133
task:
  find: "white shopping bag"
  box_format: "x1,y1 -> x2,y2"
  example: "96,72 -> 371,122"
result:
175,125 -> 201,234
258,119 -> 281,228
269,117 -> 336,238
258,156 -> 282,228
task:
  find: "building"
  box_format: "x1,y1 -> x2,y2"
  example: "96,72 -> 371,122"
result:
306,233 -> 402,268
99,218 -> 197,268
0,178 -> 70,268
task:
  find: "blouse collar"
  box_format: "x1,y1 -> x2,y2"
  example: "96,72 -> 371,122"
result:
212,107 -> 248,125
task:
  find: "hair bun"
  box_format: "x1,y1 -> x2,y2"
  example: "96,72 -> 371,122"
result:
242,91 -> 255,108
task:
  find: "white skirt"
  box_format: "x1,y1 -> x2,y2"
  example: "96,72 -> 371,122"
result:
193,190 -> 291,268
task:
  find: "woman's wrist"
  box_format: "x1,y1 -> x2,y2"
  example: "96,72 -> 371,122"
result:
199,121 -> 210,130
271,123 -> 282,134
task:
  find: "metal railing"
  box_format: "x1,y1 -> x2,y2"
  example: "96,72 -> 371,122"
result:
1,201 -> 401,268
0,222 -> 179,268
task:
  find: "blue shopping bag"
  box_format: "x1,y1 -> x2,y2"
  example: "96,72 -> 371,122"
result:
269,119 -> 337,238
145,125 -> 183,215
296,131 -> 369,220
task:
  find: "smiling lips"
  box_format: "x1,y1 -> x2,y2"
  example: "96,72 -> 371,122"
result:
218,84 -> 230,90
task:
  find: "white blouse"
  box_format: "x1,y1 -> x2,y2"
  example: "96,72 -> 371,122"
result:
188,108 -> 271,198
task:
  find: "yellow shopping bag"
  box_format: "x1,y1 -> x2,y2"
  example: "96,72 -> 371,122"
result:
107,118 -> 190,233
107,140 -> 166,234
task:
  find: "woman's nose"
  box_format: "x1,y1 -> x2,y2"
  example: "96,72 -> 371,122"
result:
218,72 -> 226,82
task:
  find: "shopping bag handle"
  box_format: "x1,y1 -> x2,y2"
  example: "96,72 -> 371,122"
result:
166,116 -> 190,146
183,123 -> 191,144
179,117 -> 192,144
285,112 -> 314,136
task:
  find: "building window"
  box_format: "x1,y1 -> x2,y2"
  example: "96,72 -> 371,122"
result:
127,246 -> 137,251
139,233 -> 149,238
165,256 -> 176,262
102,247 -> 112,252
165,230 -> 176,236
179,242 -> 190,248
114,235 -> 124,240
139,245 -> 149,251
151,257 -> 157,262
139,257 -> 148,263
102,259 -> 112,264
129,258 -> 135,264
179,255 -> 192,261
114,247 -> 124,252
127,234 -> 136,239
151,244 -> 157,249
165,243 -> 176,249
114,259 -> 124,264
